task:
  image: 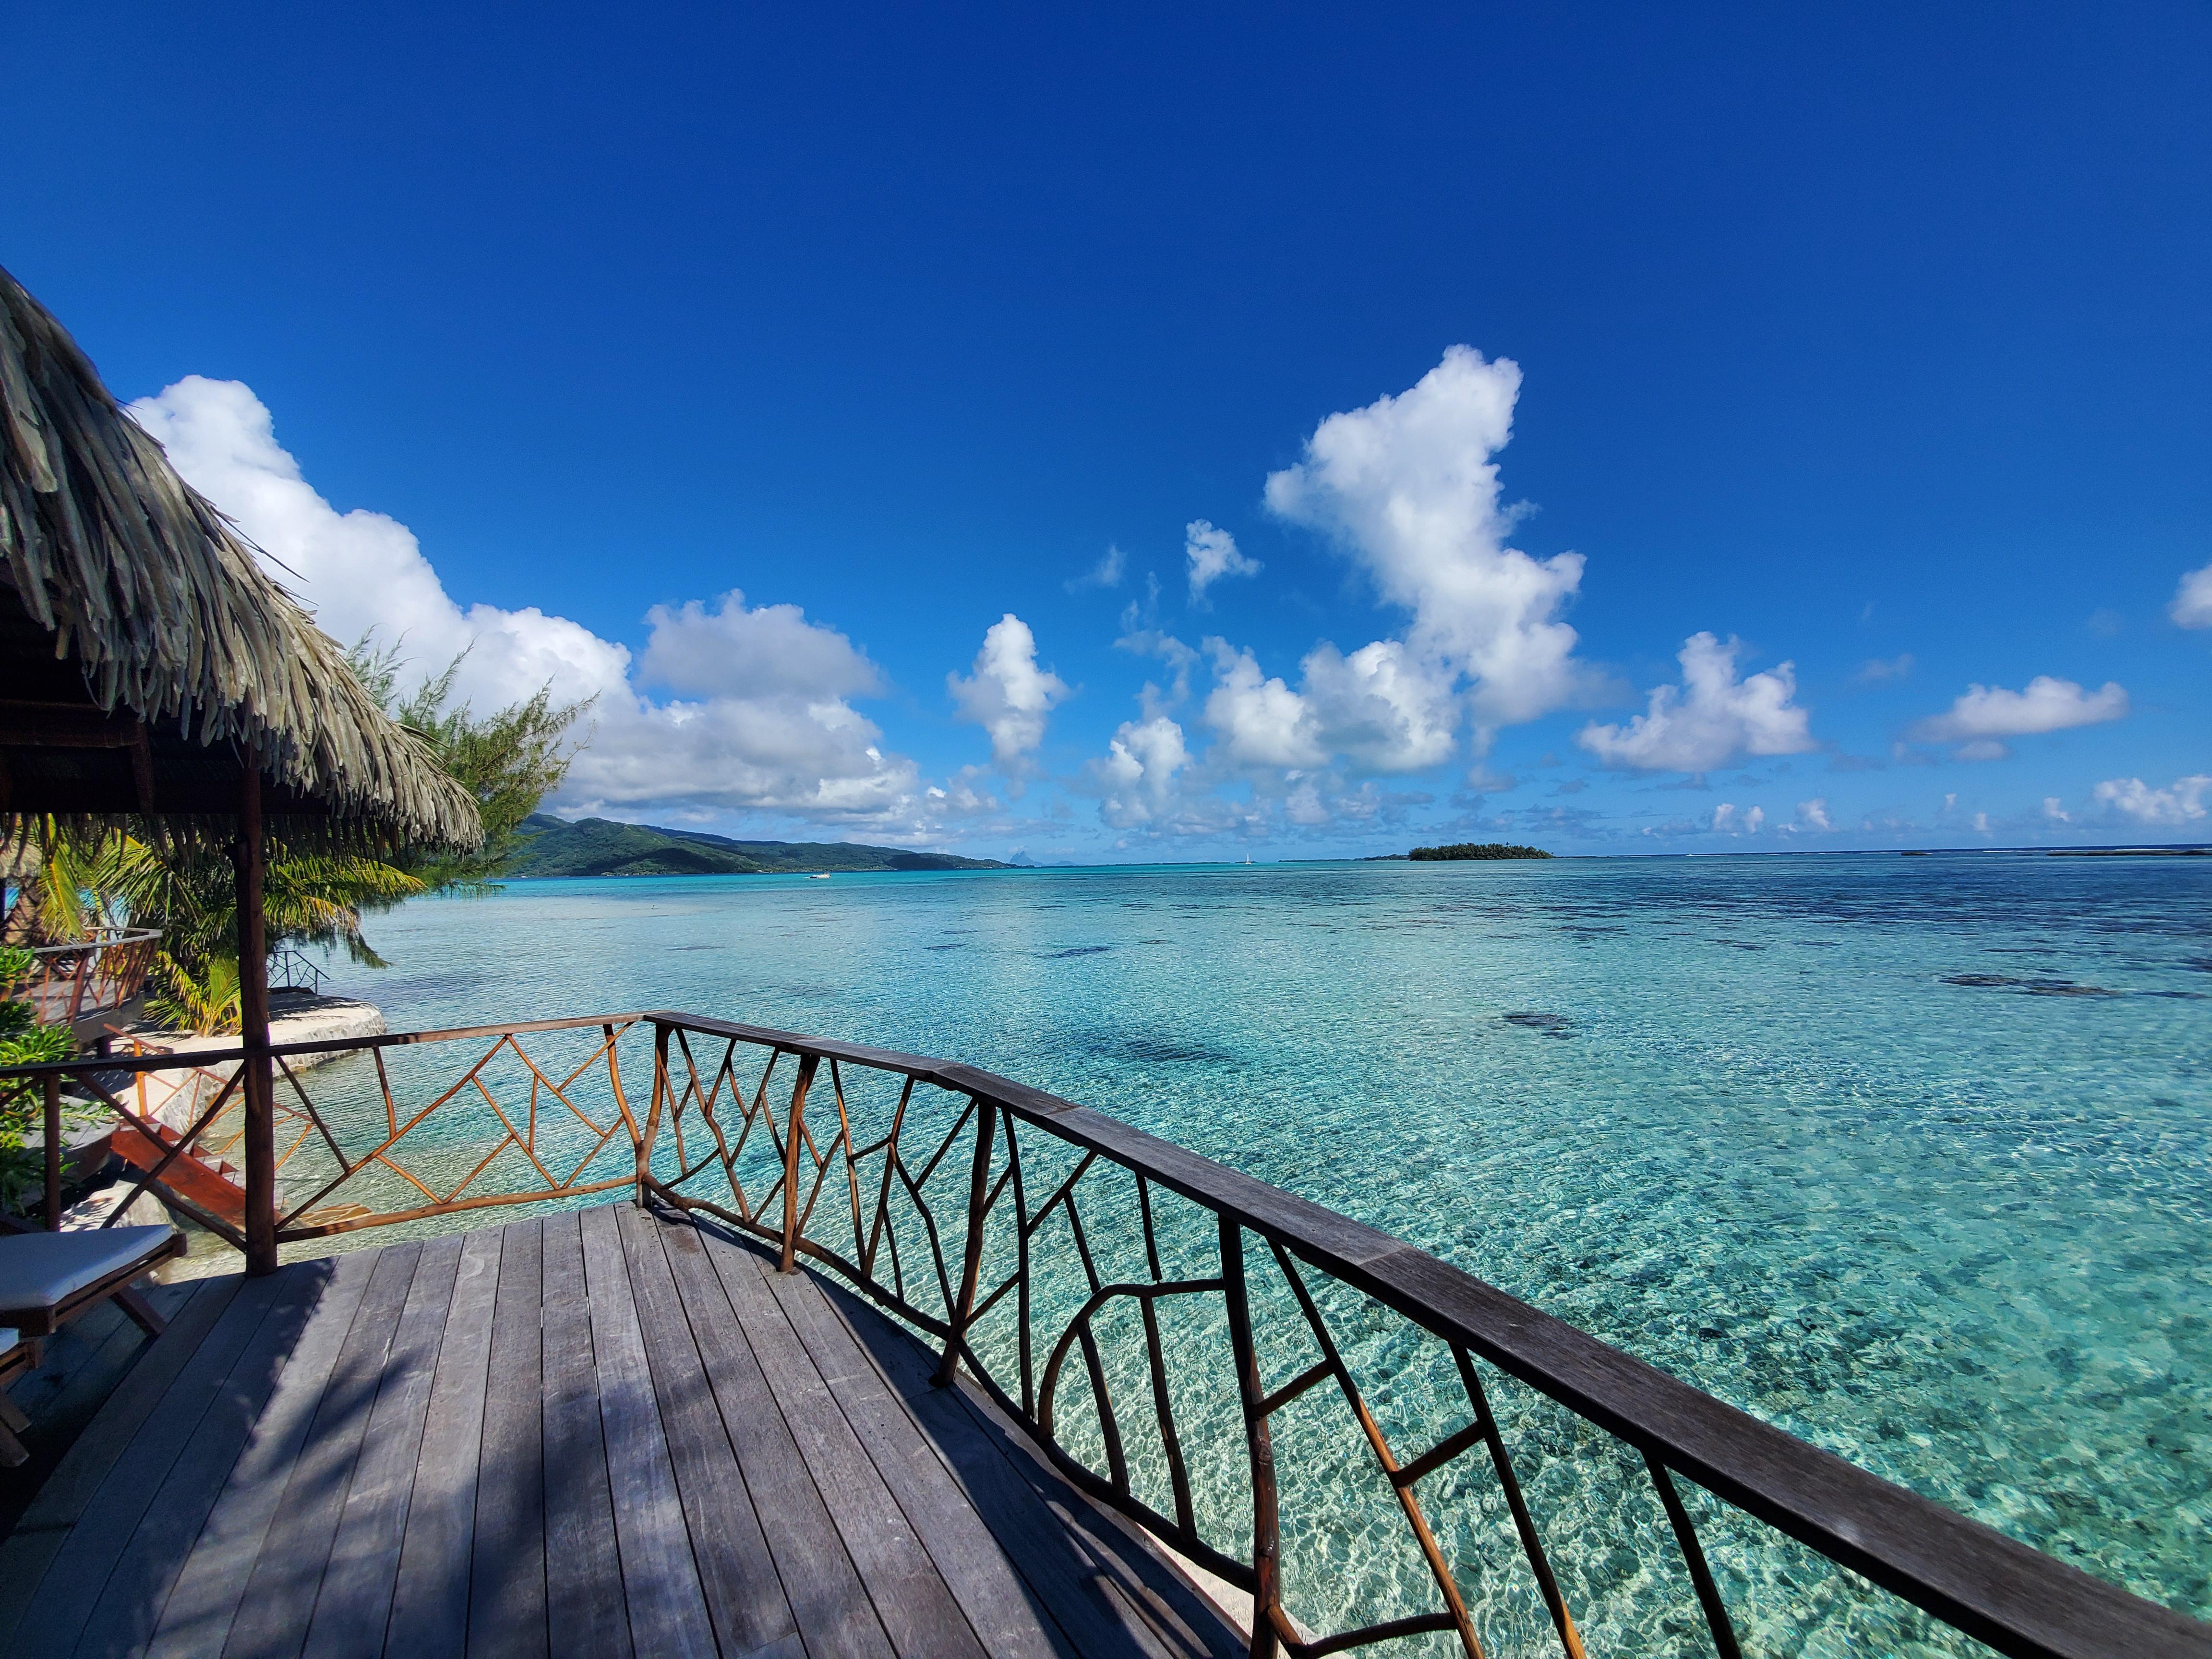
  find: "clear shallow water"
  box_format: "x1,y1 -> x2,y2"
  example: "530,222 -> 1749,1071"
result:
319,853 -> 2211,1647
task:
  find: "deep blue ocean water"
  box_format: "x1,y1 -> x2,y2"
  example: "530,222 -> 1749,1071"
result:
313,852 -> 2211,1652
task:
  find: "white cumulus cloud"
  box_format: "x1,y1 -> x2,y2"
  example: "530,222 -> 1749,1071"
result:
130,376 -> 925,828
1296,639 -> 1459,773
2093,774 -> 2211,826
1203,643 -> 1326,769
1910,676 -> 2128,759
948,614 -> 1070,770
1094,715 -> 1190,829
130,376 -> 629,712
1264,346 -> 1593,740
563,692 -> 919,822
2171,563 -> 2212,628
1184,520 -> 1261,602
1577,633 -> 1815,773
1197,636 -> 1463,779
1798,798 -> 1832,831
1133,349 -> 1623,812
639,593 -> 882,702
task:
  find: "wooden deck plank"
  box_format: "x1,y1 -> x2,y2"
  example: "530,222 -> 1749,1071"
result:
711,1234 -> 988,1659
822,1273 -> 1241,1659
578,1204 -> 717,1659
0,1280 -> 197,1539
467,1218 -> 546,1659
540,1211 -> 633,1659
223,1241 -> 425,1659
926,1364 -> 1241,1659
10,1269 -> 294,1657
763,1250 -> 1075,1659
615,1204 -> 796,1658
664,1217 -> 892,1659
145,1252 -> 380,1659
302,1231 -> 465,1659
13,1209 -> 1245,1659
386,1226 -> 503,1659
0,1276 -> 241,1643
67,1261 -> 337,1659
1,1283 -> 180,1432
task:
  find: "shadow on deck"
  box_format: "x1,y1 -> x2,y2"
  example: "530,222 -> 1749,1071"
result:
0,1205 -> 1244,1659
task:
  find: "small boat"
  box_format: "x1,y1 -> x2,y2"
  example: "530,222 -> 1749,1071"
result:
808,872 -> 831,879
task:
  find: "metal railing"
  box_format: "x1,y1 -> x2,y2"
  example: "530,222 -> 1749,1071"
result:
266,946 -> 327,997
2,1009 -> 2206,1659
1,927 -> 159,1027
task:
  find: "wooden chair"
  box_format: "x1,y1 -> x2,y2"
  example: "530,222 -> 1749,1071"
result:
0,1224 -> 188,1461
0,1328 -> 34,1466
0,1224 -> 184,1342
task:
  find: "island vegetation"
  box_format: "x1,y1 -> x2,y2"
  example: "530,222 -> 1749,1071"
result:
1407,842 -> 1552,861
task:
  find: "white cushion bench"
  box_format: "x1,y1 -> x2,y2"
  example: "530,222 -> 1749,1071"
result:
0,1224 -> 185,1341
0,1226 -> 184,1467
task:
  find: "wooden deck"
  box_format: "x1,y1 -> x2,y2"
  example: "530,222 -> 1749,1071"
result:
0,1206 -> 1243,1659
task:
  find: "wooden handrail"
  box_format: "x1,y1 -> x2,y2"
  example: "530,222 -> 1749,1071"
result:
4,1007 -> 2206,1657
640,1011 -> 2210,1659
2,928 -> 162,1026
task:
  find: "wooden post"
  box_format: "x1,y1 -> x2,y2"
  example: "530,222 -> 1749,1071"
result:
780,1054 -> 817,1272
639,1021 -> 671,1208
43,1073 -> 62,1230
934,1095 -> 998,1388
1220,1218 -> 1282,1659
235,763 -> 277,1276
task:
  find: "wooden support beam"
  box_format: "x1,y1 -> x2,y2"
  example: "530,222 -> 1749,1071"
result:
43,1074 -> 62,1231
236,762 -> 277,1276
0,700 -> 148,746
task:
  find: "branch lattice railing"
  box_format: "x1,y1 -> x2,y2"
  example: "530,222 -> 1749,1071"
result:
10,1014 -> 651,1251
3,926 -> 159,1027
4,1009 -> 2206,1659
629,1013 -> 2209,1659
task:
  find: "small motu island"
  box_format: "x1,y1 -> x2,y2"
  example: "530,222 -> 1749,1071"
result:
1407,842 -> 1552,860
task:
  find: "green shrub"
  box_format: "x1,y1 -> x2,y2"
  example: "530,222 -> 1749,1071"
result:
0,1014 -> 76,1216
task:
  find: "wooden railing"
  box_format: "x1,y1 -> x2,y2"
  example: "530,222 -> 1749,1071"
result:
4,1010 -> 2207,1659
14,1013 -> 648,1251
2,927 -> 159,1028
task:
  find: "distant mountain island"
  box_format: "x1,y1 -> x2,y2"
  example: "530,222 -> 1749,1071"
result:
507,815 -> 1011,877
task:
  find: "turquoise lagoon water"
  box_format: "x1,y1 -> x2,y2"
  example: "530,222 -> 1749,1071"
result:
313,853 -> 2210,1652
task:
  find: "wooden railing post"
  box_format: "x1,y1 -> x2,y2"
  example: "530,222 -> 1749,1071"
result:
65,945 -> 91,1024
780,1053 -> 818,1272
43,1073 -> 62,1229
1220,1218 -> 1282,1659
638,1021 -> 671,1208
235,763 -> 277,1276
934,1095 -> 998,1388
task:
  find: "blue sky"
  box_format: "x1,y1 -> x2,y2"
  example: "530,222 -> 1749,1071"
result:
9,3 -> 2209,857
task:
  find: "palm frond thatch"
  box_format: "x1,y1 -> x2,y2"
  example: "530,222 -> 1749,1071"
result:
0,263 -> 481,849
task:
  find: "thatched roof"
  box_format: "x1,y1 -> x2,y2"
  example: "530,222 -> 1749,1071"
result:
0,264 -> 481,848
